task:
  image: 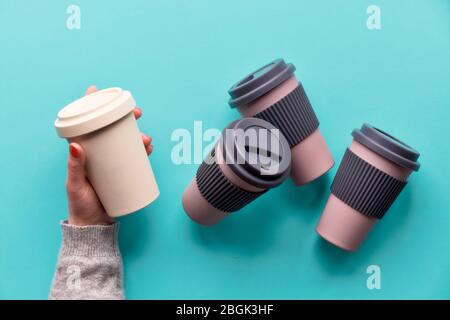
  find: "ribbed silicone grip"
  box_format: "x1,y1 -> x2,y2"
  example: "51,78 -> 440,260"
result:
254,84 -> 319,147
196,150 -> 266,213
331,149 -> 407,219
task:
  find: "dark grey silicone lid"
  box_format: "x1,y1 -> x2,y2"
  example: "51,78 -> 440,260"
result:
228,59 -> 296,108
221,118 -> 292,188
352,123 -> 420,171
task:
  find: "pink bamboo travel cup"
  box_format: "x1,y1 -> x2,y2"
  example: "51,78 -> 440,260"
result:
182,118 -> 291,225
55,87 -> 160,217
228,59 -> 334,185
316,124 -> 420,251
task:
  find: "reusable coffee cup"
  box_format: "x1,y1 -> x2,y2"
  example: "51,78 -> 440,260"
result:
228,58 -> 334,185
316,124 -> 420,251
55,87 -> 160,217
182,117 -> 291,225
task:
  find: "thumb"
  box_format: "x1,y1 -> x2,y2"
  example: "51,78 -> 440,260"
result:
66,143 -> 87,190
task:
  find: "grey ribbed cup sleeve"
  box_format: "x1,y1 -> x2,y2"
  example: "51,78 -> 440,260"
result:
254,84 -> 319,147
196,150 -> 266,212
49,222 -> 124,300
331,149 -> 407,219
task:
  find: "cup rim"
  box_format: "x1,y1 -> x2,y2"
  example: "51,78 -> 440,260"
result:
228,59 -> 296,108
220,117 -> 292,188
352,123 -> 420,171
55,87 -> 135,138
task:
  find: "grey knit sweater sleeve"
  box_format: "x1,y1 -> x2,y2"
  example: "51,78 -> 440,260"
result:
49,222 -> 124,300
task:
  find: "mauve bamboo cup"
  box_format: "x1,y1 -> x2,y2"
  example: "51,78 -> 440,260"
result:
182,118 -> 291,225
55,87 -> 160,217
228,59 -> 334,185
316,124 -> 420,251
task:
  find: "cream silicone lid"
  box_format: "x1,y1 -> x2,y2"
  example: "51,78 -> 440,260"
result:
55,87 -> 136,138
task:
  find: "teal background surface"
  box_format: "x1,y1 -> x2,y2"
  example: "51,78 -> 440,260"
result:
0,0 -> 449,299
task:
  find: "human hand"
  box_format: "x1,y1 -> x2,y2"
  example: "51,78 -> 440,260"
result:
66,85 -> 153,226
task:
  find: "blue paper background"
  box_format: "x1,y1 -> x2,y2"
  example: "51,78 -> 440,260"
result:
0,0 -> 449,299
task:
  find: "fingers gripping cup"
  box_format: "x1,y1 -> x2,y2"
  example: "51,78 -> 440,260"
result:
182,118 -> 291,225
55,88 -> 160,217
316,124 -> 420,251
228,59 -> 334,185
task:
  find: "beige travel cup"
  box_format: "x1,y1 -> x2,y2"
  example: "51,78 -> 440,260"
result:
316,124 -> 420,251
228,59 -> 334,185
55,87 -> 160,217
182,118 -> 292,225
